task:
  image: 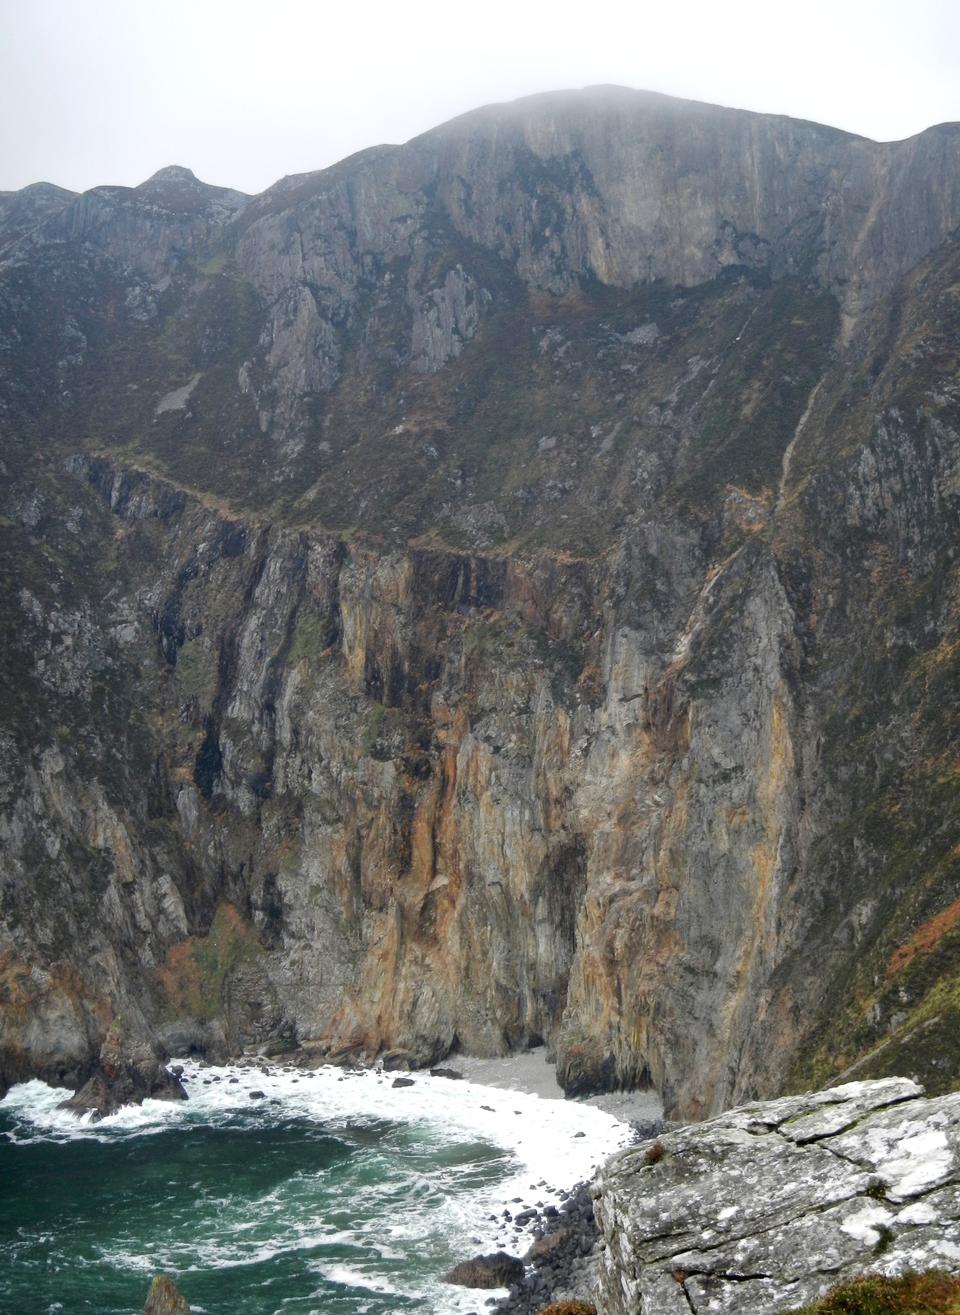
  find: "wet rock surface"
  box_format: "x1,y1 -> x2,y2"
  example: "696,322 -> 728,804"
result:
491,1181 -> 603,1315
57,1021 -> 186,1120
57,1066 -> 185,1120
142,1273 -> 191,1315
444,1251 -> 525,1289
594,1078 -> 960,1315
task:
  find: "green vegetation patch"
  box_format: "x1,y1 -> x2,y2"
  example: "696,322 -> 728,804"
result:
362,702 -> 407,761
786,541 -> 960,1095
173,635 -> 216,704
462,612 -> 587,695
779,1271 -> 960,1315
673,278 -> 839,510
462,614 -> 526,665
154,902 -> 262,1020
288,608 -> 329,667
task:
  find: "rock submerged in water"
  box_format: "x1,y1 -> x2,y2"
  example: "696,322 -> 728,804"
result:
444,1251 -> 525,1288
58,1064 -> 188,1121
143,1273 -> 190,1314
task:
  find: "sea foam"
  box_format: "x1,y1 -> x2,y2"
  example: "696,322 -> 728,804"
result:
1,1058 -> 633,1313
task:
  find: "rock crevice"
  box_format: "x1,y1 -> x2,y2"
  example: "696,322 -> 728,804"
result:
594,1078 -> 960,1314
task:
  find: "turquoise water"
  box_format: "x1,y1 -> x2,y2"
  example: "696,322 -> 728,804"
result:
1,1105 -> 504,1313
0,1062 -> 631,1315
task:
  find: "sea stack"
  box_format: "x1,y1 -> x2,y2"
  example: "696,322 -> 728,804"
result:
142,1273 -> 191,1315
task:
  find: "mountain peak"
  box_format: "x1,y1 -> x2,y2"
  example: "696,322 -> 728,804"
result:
130,164 -> 248,216
142,165 -> 199,186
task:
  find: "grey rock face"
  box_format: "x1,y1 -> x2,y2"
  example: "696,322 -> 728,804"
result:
0,181 -> 76,255
410,265 -> 490,372
594,1078 -> 960,1315
2,87 -> 960,1121
35,167 -> 247,282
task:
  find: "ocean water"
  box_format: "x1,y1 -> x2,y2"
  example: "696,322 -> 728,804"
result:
0,1060 -> 633,1315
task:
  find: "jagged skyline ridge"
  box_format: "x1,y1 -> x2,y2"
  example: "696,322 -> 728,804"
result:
1,0 -> 958,195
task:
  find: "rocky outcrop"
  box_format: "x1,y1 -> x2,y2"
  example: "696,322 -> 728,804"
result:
0,181 -> 76,254
142,1274 -> 191,1315
57,1019 -> 186,1120
594,1078 -> 960,1315
445,1251 -> 525,1288
495,1181 -> 604,1315
2,88 -> 960,1120
42,166 -> 248,281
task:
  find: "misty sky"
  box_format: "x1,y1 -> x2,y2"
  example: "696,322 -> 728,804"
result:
2,0 -> 959,196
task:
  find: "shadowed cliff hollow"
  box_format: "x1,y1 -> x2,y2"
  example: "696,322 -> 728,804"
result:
1,86 -> 959,1120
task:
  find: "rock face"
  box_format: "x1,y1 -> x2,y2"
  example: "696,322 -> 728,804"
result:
1,87 -> 960,1118
594,1078 -> 960,1314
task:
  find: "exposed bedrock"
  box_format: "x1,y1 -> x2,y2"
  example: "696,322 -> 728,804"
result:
594,1078 -> 960,1315
5,399 -> 957,1120
142,1274 -> 192,1315
2,88 -> 960,1117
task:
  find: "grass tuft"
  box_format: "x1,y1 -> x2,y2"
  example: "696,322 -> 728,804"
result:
779,1271 -> 960,1315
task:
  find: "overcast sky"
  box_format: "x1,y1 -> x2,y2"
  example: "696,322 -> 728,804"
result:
2,0 -> 959,195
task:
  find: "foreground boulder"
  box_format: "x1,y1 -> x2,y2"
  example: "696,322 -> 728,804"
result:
143,1273 -> 191,1314
445,1251 -> 525,1288
594,1077 -> 960,1315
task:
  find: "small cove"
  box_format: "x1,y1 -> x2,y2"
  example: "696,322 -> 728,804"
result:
1,1056 -> 646,1315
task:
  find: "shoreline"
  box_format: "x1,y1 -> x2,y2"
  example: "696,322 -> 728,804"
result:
238,1044 -> 662,1310
449,1047 -> 663,1129
2,1050 -> 659,1313
410,1048 -> 662,1312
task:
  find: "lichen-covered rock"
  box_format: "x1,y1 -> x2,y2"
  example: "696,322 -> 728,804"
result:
594,1078 -> 960,1315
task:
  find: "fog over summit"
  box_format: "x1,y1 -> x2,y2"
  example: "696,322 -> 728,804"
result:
2,0 -> 958,193
3,36 -> 960,1314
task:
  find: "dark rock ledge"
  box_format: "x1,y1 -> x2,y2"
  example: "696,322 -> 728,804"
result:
446,1252 -> 526,1289
594,1077 -> 960,1315
442,1178 -> 605,1312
